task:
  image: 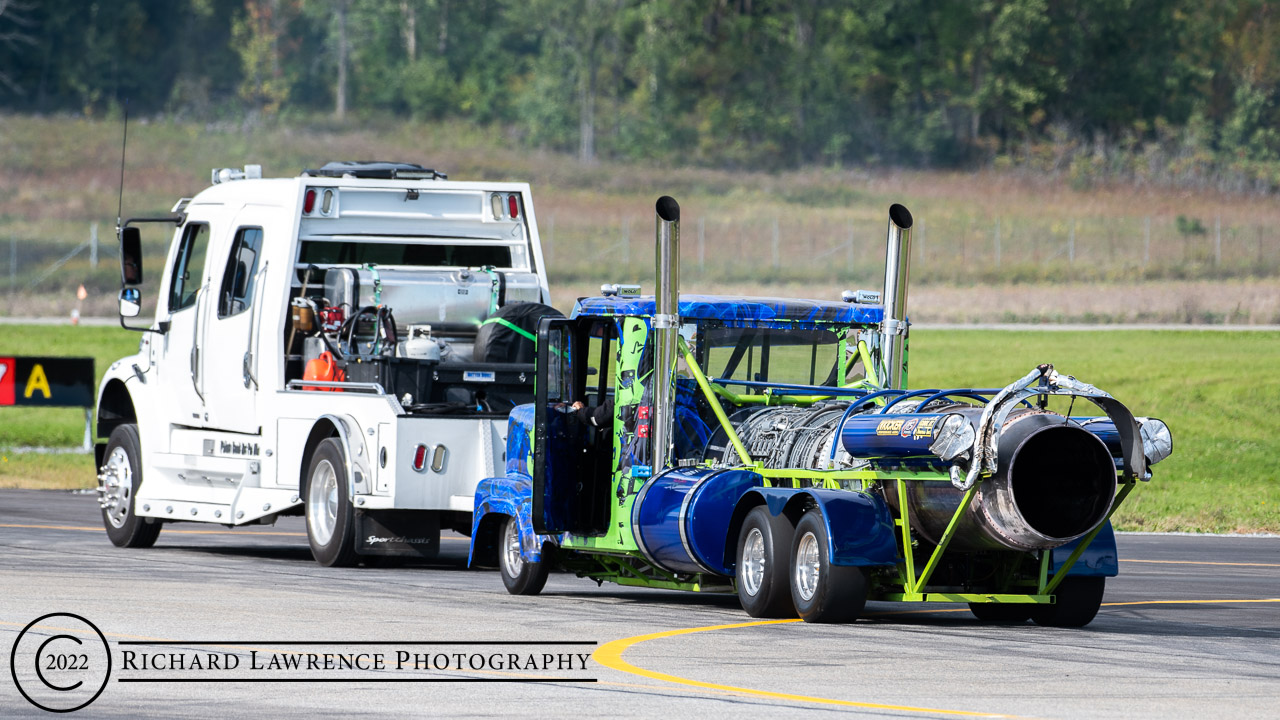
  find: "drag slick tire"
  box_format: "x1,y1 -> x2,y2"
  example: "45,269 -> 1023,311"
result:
305,438 -> 359,567
790,511 -> 869,623
736,506 -> 796,618
499,515 -> 550,595
1033,576 -> 1105,627
99,423 -> 161,548
969,603 -> 1033,623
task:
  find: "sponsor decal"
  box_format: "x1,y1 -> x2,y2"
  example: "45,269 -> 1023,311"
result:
899,417 -> 920,438
876,418 -> 905,436
914,417 -> 939,440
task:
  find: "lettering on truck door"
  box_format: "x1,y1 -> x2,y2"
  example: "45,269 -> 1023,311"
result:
201,218 -> 267,435
157,222 -> 212,426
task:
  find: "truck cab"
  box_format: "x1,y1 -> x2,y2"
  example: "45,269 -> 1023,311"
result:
96,161 -> 558,566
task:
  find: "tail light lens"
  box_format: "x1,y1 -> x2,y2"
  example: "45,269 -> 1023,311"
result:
412,444 -> 428,472
303,189 -> 317,214
508,194 -> 520,219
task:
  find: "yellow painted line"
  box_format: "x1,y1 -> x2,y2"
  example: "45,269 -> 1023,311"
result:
1122,559 -> 1280,569
593,619 -> 1025,717
595,597 -> 1280,713
1102,598 -> 1280,607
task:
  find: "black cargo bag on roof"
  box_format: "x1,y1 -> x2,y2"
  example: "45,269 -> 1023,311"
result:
473,302 -> 564,364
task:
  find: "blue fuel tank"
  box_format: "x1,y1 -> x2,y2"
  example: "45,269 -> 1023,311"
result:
839,413 -> 950,458
632,467 -> 763,576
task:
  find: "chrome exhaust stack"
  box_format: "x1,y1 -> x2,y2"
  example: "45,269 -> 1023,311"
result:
652,196 -> 681,470
880,204 -> 914,389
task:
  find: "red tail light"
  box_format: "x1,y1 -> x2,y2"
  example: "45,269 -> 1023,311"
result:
412,444 -> 428,472
303,189 -> 317,214
508,194 -> 519,219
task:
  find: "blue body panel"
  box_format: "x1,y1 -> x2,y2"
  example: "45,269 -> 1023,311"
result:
633,467 -> 764,576
740,487 -> 899,568
573,294 -> 883,329
505,404 -> 534,476
470,472 -> 549,564
1051,521 -> 1119,577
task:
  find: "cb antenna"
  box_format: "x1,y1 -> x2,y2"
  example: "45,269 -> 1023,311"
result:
116,99 -> 129,235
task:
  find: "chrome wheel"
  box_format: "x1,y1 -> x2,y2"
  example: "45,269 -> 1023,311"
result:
794,531 -> 821,602
307,459 -> 339,546
740,527 -> 766,597
502,517 -> 524,578
98,447 -> 133,529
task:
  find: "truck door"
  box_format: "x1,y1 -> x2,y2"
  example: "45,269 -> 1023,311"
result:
156,221 -> 213,427
201,217 -> 268,435
532,317 -> 588,534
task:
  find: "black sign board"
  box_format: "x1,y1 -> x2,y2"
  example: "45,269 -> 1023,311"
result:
0,356 -> 95,408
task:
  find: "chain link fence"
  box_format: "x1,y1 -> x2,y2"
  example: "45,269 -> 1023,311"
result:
4,212 -> 1278,318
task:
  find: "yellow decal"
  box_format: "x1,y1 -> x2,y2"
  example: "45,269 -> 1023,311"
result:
876,419 -> 904,436
23,363 -> 51,399
914,417 -> 938,440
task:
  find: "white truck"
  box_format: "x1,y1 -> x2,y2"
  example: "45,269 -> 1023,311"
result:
95,161 -> 556,566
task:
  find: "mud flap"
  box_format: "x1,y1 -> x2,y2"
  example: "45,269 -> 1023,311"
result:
355,510 -> 441,557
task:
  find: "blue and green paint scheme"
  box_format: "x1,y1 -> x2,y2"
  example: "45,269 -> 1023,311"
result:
470,294 -> 1120,599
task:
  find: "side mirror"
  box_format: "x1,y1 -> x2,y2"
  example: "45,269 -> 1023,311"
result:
119,287 -> 141,318
120,226 -> 143,285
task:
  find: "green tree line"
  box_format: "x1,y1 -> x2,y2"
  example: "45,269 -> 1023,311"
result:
4,0 -> 1280,186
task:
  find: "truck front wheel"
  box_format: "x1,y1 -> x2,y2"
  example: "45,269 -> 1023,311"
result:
790,511 -> 869,623
736,506 -> 796,618
99,423 -> 161,548
305,438 -> 359,567
499,515 -> 549,595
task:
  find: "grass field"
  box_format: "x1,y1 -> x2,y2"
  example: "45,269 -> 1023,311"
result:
0,323 -> 1275,533
4,115 -> 1280,324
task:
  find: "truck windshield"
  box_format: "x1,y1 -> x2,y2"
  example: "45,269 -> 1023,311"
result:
298,240 -> 512,268
701,327 -> 847,387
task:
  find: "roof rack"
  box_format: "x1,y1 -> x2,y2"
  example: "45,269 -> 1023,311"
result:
300,161 -> 448,180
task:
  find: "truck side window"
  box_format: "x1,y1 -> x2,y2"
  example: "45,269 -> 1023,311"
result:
217,227 -> 263,318
545,325 -> 572,401
167,223 -> 210,313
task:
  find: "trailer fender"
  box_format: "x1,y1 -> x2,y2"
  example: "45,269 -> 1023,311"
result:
301,414 -> 368,502
1050,521 -> 1119,577
470,473 -> 548,567
726,488 -> 898,570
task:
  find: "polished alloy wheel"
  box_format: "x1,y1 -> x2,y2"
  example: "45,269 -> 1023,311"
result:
502,518 -> 524,578
740,527 -> 766,597
794,531 -> 821,602
307,459 -> 339,545
98,447 -> 133,529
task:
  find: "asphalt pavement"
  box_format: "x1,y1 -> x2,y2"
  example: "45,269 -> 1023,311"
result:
1,489 -> 1277,719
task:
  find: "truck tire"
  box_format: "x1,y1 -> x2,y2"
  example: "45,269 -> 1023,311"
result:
790,511 -> 869,623
305,438 -> 359,567
735,506 -> 796,618
499,515 -> 550,595
1032,577 -> 1105,628
968,603 -> 1033,623
99,423 -> 162,548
